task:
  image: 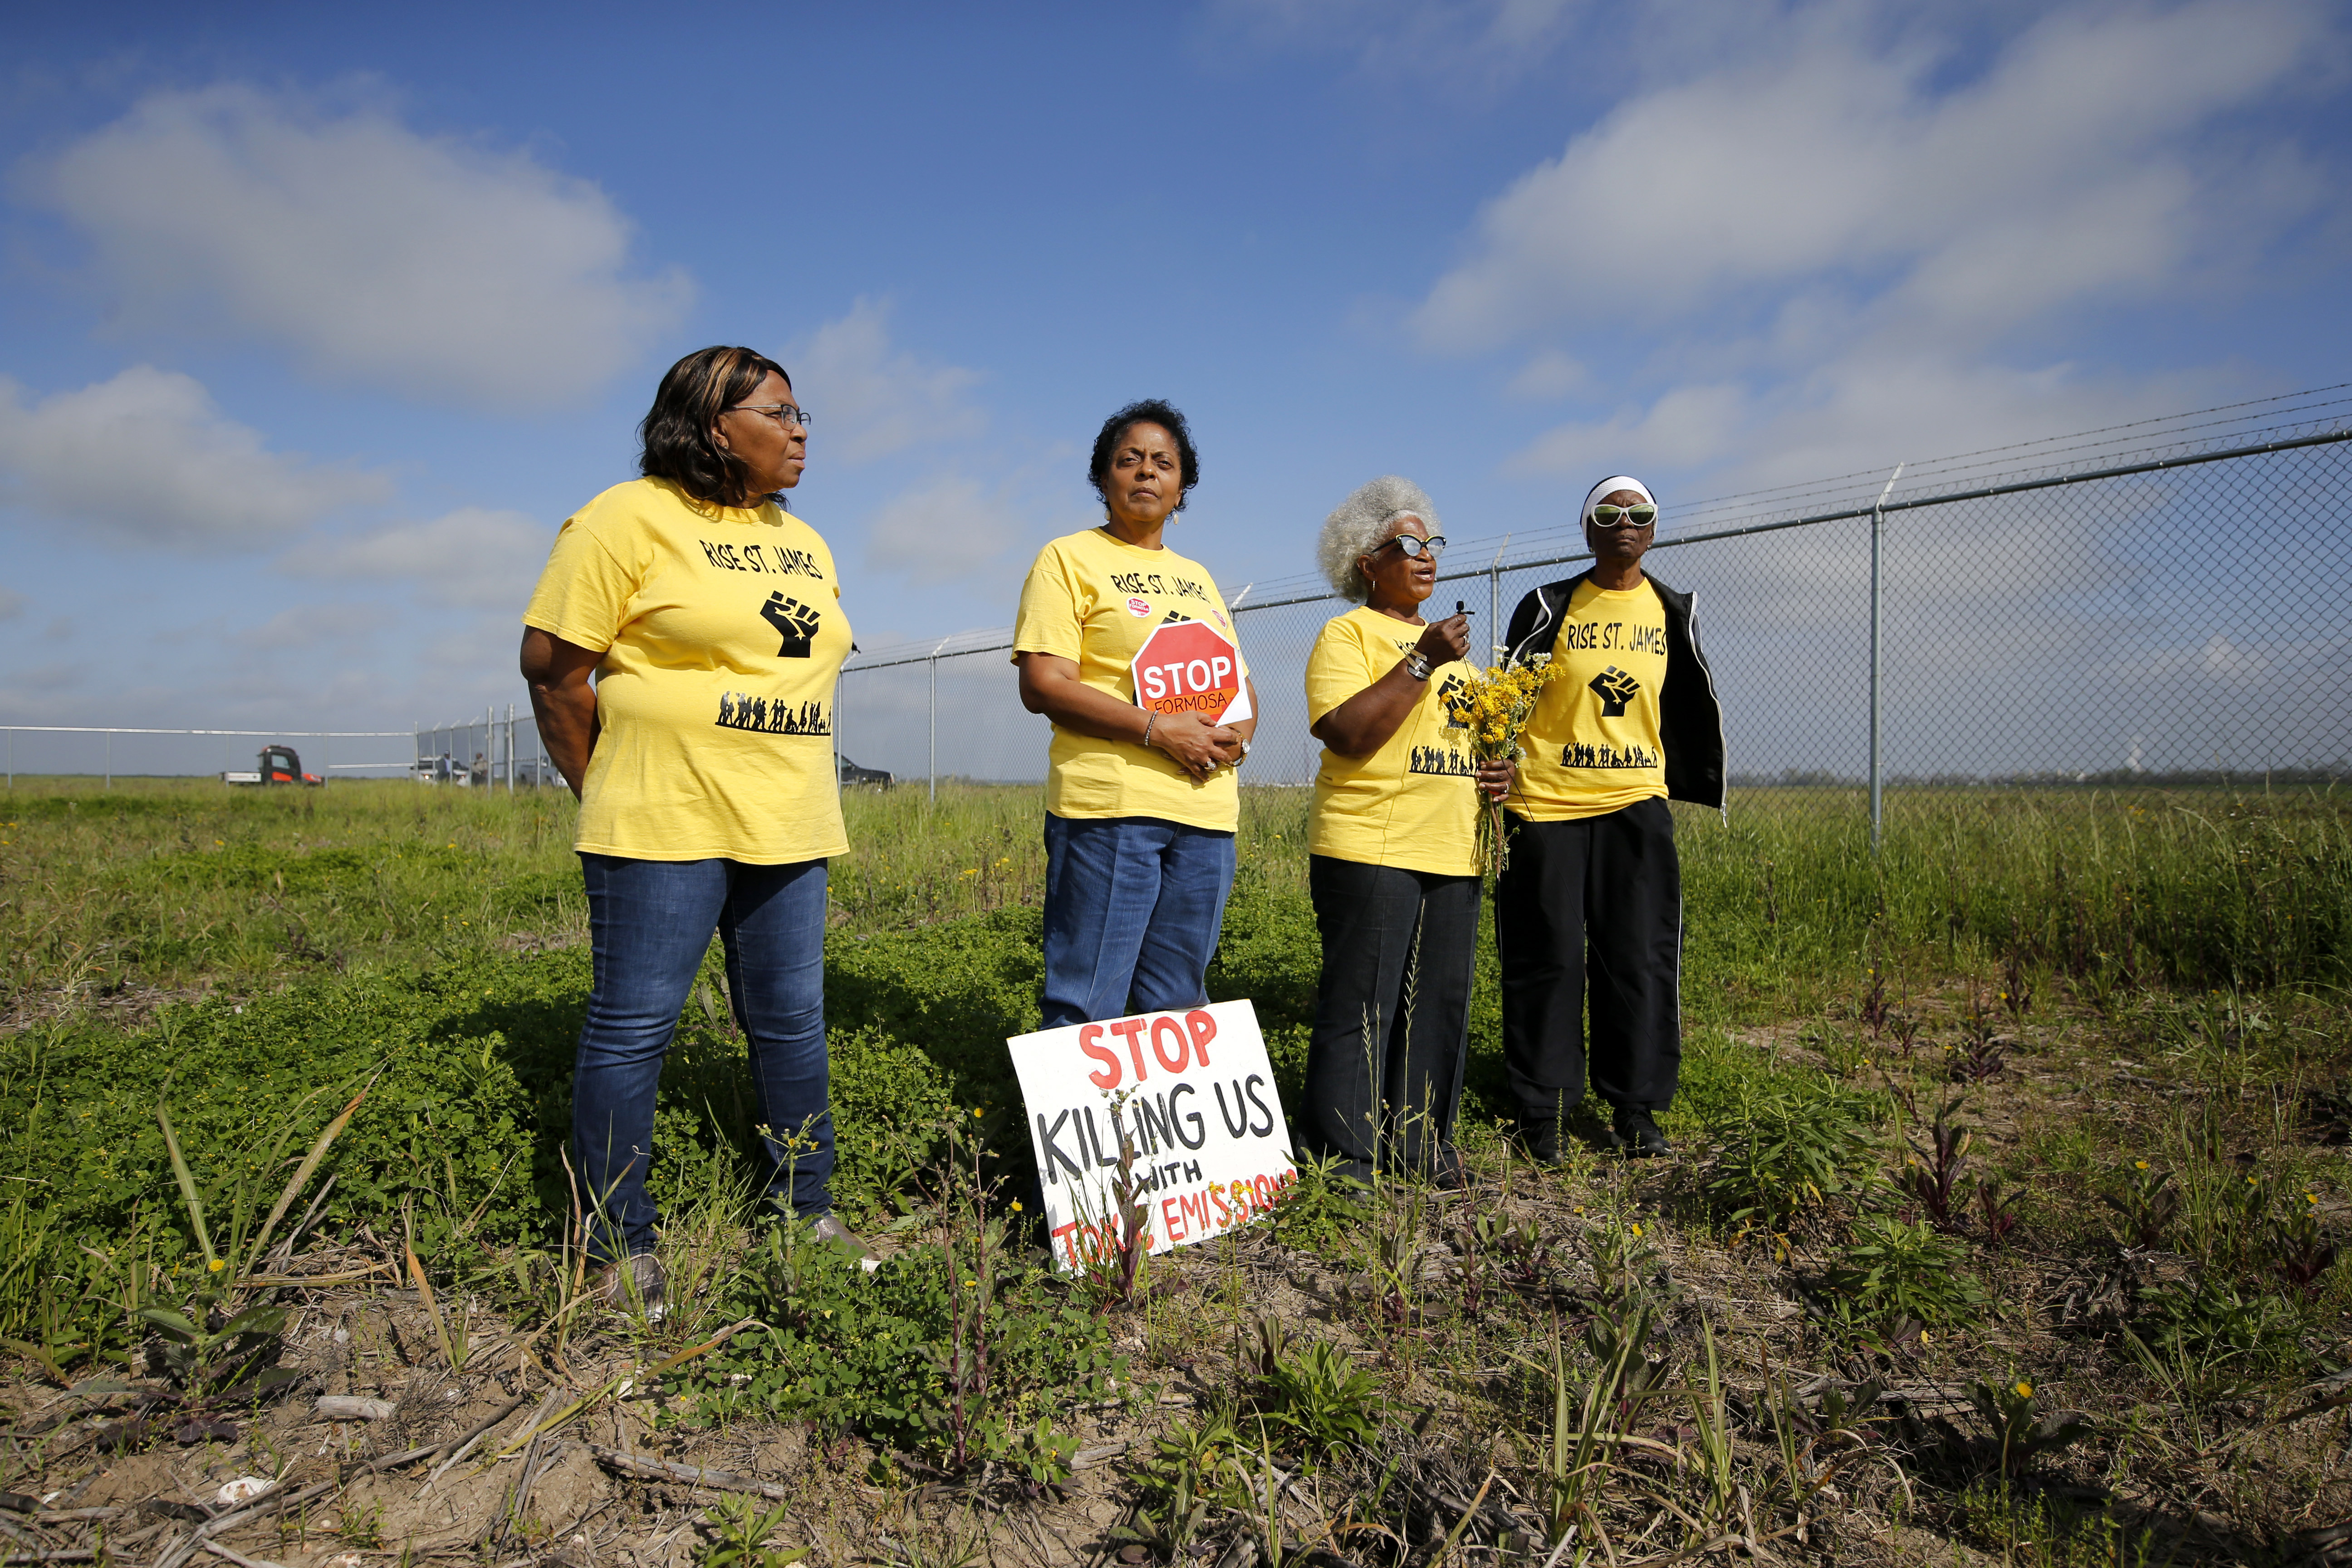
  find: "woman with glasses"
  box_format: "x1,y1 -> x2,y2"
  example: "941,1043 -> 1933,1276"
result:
1298,477 -> 1514,1189
1013,399 -> 1258,1028
521,344 -> 877,1312
1495,475 -> 1725,1162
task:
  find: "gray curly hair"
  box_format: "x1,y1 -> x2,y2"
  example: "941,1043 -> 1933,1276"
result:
1317,476 -> 1443,603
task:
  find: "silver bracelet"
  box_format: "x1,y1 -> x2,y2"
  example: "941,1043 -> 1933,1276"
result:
1403,651 -> 1433,681
1142,711 -> 1158,749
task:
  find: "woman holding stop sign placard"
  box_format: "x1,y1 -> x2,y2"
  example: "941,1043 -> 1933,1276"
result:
1298,477 -> 1514,1190
1013,400 -> 1259,1028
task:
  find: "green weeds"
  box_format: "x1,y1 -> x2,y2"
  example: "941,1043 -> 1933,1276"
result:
1820,1211 -> 1988,1336
1953,1479 -> 2154,1567
1702,1079 -> 1885,1235
1264,1151 -> 1370,1260
1260,1340 -> 1385,1464
696,1494 -> 807,1568
3,777 -> 2349,1556
695,1191 -> 1120,1473
1965,1378 -> 2091,1478
2102,1162 -> 2183,1250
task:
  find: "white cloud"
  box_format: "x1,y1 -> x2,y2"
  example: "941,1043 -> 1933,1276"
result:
282,506 -> 551,610
0,366 -> 383,547
24,84 -> 691,406
1415,0 -> 2335,350
1504,350 -> 2230,497
230,601 -> 396,651
1203,0 -> 1588,85
1504,349 -> 1590,401
862,475 -> 1022,588
1510,382 -> 1754,478
787,298 -> 984,464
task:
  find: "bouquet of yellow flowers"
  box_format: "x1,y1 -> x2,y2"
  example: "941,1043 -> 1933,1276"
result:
1443,652 -> 1562,875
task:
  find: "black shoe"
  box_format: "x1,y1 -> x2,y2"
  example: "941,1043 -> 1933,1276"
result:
1613,1107 -> 1672,1158
1568,1103 -> 1625,1154
1517,1117 -> 1563,1166
1429,1144 -> 1466,1191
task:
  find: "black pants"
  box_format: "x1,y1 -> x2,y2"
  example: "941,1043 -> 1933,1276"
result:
1301,855 -> 1481,1178
1494,799 -> 1682,1119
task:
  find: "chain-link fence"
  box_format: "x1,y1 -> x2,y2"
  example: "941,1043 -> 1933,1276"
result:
413,706 -> 563,789
836,389 -> 2352,810
0,709 -> 560,788
0,727 -> 414,786
7,391 -> 2345,803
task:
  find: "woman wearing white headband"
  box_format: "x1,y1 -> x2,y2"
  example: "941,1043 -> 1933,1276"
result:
1494,474 -> 1725,1160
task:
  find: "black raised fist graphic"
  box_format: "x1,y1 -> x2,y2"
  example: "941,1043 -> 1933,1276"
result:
760,593 -> 821,658
1588,665 -> 1640,718
1435,673 -> 1470,728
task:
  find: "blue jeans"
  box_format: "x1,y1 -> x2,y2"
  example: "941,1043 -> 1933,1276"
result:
1040,814 -> 1236,1029
574,853 -> 832,1260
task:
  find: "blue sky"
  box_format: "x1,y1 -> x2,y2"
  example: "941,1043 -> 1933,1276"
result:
2,0 -> 2347,759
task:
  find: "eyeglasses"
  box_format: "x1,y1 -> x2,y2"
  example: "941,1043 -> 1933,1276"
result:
1589,503 -> 1657,529
729,402 -> 813,430
1373,534 -> 1447,560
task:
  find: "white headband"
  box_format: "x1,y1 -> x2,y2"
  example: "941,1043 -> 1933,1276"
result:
1582,475 -> 1654,525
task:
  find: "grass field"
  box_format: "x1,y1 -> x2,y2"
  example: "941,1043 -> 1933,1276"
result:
2,775 -> 2348,1565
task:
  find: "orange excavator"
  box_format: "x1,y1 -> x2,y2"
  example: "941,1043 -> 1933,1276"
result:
222,744 -> 326,786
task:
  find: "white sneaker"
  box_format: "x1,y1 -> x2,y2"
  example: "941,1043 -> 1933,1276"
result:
809,1215 -> 882,1273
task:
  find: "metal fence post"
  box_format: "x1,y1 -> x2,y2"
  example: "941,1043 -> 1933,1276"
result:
1868,464 -> 1903,852
1488,535 -> 1511,660
926,636 -> 951,805
104,730 -> 111,790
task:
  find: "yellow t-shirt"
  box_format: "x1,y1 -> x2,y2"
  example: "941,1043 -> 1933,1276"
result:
522,477 -> 852,863
1011,528 -> 1245,832
1509,578 -> 1669,823
1305,608 -> 1480,877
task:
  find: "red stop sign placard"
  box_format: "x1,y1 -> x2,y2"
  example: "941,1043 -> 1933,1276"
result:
1131,618 -> 1245,722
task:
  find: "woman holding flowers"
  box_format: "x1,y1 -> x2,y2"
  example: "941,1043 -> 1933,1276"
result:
1496,474 -> 1725,1162
1299,477 -> 1514,1188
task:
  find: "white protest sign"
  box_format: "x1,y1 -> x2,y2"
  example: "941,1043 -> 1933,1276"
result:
1008,999 -> 1295,1270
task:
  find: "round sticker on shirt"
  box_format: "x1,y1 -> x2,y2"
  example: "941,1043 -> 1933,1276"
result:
1126,598 -> 1152,617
